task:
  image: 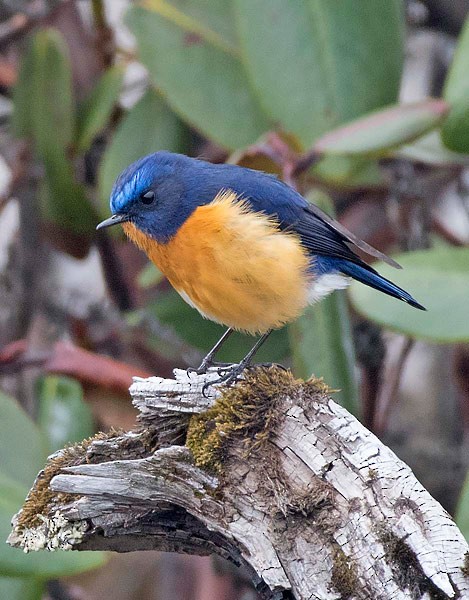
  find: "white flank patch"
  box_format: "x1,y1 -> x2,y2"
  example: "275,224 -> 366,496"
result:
308,274 -> 350,304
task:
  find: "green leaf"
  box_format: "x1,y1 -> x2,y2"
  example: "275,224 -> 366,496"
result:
456,469 -> 469,541
37,376 -> 94,454
146,288 -> 290,363
441,102 -> 469,153
0,391 -> 47,488
0,472 -> 29,506
14,28 -> 74,157
288,191 -> 358,413
314,100 -> 448,157
99,87 -> 187,211
442,16 -> 469,153
75,65 -> 124,153
289,292 -> 358,413
12,37 -> 36,137
0,577 -> 44,600
126,4 -> 270,149
12,28 -> 95,235
312,155 -> 385,189
443,15 -> 469,103
234,0 -> 404,146
349,247 -> 469,342
142,0 -> 238,50
396,131 -> 469,165
39,146 -> 96,234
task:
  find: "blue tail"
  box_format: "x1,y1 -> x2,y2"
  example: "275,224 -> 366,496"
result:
335,260 -> 426,310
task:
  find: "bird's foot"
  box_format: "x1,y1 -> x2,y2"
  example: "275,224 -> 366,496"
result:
199,361 -> 248,396
187,359 -> 231,376
199,361 -> 288,396
210,361 -> 287,387
214,362 -> 248,386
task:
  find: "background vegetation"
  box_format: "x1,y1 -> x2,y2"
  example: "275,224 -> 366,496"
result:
0,1 -> 469,598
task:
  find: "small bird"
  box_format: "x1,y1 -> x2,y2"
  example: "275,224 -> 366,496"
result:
97,152 -> 425,381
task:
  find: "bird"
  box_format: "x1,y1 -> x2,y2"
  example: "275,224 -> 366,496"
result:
97,151 -> 425,383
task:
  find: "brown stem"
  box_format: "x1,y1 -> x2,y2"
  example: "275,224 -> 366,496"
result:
373,337 -> 413,435
91,0 -> 114,68
95,231 -> 135,311
290,149 -> 323,178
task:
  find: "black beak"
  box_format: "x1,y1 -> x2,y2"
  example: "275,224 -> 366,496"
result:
96,213 -> 129,230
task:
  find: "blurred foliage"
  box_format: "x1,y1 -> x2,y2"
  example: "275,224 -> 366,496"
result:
0,576 -> 44,600
37,376 -> 94,454
13,28 -> 96,236
233,0 -> 404,146
443,14 -> 469,152
76,65 -> 124,154
313,100 -> 448,157
129,0 -> 404,149
396,130 -> 469,165
311,154 -> 386,189
349,248 -> 469,342
0,391 -> 48,488
126,3 -> 270,149
0,391 -> 105,588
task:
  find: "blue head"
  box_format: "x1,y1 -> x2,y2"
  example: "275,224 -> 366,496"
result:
97,151 -> 201,242
97,150 -> 307,240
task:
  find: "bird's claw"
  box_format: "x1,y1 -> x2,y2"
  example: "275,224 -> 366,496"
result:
198,362 -> 248,396
187,360 -> 232,376
215,362 -> 249,385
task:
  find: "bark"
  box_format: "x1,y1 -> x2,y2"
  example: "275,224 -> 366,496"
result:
8,366 -> 469,600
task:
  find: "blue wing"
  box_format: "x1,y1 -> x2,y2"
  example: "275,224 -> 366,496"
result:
190,160 -> 398,267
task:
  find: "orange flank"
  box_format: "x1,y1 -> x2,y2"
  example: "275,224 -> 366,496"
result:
123,190 -> 311,333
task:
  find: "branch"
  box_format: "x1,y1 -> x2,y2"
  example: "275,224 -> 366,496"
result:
8,366 -> 469,600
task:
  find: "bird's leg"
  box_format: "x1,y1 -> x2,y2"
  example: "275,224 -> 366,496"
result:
189,328 -> 234,375
215,329 -> 273,385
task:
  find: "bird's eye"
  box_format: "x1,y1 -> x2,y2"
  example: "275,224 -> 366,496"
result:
140,190 -> 155,205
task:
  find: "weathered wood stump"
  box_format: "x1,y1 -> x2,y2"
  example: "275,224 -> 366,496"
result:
8,366 -> 469,599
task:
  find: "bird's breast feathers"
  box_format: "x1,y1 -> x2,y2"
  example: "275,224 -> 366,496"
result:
123,190 -> 347,333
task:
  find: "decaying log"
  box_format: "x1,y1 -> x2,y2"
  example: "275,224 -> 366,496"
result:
8,366 -> 469,599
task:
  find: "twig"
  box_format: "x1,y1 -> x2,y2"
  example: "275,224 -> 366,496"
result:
91,0 -> 114,68
374,336 -> 414,434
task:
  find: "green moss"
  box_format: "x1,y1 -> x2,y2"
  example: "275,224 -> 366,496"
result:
378,526 -> 450,599
17,428 -> 125,531
461,552 -> 469,578
331,547 -> 359,599
304,374 -> 335,396
186,366 -> 301,474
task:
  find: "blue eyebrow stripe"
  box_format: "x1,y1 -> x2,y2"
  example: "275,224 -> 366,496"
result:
110,160 -> 155,213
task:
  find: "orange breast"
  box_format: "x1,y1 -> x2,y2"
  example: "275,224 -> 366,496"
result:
123,191 -> 311,334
